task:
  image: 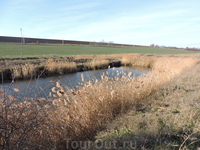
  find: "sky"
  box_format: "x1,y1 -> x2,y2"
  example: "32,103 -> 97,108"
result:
0,0 -> 200,48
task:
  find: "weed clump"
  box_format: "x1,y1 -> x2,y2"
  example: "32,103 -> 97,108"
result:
86,59 -> 109,69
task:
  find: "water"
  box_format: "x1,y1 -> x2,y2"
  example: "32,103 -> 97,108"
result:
0,67 -> 150,99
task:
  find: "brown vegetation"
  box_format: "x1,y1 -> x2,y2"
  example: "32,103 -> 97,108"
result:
95,60 -> 200,150
85,59 -> 109,69
45,59 -> 77,75
8,60 -> 77,80
0,56 -> 120,81
0,54 -> 199,149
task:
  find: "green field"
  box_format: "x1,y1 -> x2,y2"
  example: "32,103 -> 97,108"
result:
0,44 -> 198,57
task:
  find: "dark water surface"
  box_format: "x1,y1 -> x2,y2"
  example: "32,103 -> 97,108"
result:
0,67 -> 150,98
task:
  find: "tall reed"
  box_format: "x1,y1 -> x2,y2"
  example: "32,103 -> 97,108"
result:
12,63 -> 37,79
45,60 -> 77,74
44,55 -> 197,148
0,54 -> 198,149
121,54 -> 155,68
85,59 -> 109,69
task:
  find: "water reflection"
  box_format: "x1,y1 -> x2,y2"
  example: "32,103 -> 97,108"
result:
0,67 -> 150,98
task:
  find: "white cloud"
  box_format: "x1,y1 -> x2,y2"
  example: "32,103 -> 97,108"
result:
50,9 -> 188,44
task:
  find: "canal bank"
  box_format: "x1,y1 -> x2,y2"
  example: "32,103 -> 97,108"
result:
0,58 -> 122,82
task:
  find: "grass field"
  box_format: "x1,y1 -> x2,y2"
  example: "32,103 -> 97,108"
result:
0,44 -> 199,57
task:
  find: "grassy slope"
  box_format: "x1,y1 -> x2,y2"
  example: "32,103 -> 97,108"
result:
95,63 -> 200,150
0,44 -> 199,57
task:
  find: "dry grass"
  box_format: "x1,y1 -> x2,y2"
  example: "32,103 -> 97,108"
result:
12,63 -> 37,79
94,58 -> 200,150
1,55 -> 117,81
74,54 -> 122,60
121,54 -> 154,68
85,59 -> 109,69
0,54 -> 199,149
45,59 -> 77,74
0,95 -> 48,149
2,59 -> 77,80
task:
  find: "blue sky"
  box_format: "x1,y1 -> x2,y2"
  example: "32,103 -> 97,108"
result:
0,0 -> 200,48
